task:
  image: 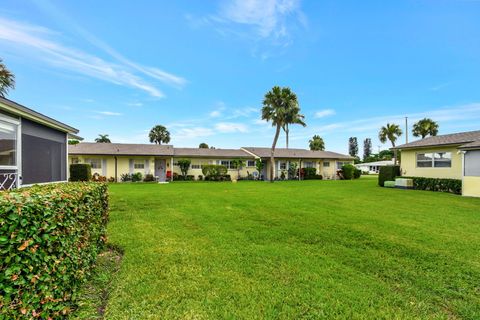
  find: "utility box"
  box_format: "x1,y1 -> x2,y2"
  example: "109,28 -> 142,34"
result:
395,178 -> 413,189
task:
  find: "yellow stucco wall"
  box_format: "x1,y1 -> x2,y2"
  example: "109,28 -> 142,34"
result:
463,176 -> 480,197
69,155 -> 170,180
400,147 -> 462,179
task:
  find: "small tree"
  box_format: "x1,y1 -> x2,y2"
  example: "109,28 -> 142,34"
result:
255,159 -> 264,179
95,134 -> 111,143
348,137 -> 358,158
309,135 -> 325,151
288,162 -> 298,180
199,143 -> 209,148
177,159 -> 191,180
231,158 -> 246,179
363,138 -> 372,160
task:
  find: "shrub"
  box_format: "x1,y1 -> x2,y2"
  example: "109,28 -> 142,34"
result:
198,175 -> 203,181
302,167 -> 317,180
131,172 -> 142,182
0,183 -> 109,319
143,174 -> 155,182
120,173 -> 131,182
354,168 -> 362,179
202,165 -> 228,180
378,165 -> 400,187
92,173 -> 107,182
107,177 -> 115,183
401,176 -> 462,194
341,164 -> 356,180
69,164 -> 91,181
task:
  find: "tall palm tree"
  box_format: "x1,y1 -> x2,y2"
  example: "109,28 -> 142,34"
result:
283,103 -> 306,148
0,59 -> 15,97
149,125 -> 170,145
95,134 -> 111,143
262,86 -> 300,182
412,118 -> 439,139
378,123 -> 402,164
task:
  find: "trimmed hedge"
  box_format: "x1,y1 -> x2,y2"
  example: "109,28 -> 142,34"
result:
400,176 -> 462,195
69,164 -> 91,181
378,165 -> 400,187
0,183 -> 109,319
341,164 -> 356,180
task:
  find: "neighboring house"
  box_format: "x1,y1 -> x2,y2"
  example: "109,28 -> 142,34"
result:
68,143 -> 353,181
0,97 -> 80,190
241,147 -> 353,180
393,130 -> 480,197
355,160 -> 394,174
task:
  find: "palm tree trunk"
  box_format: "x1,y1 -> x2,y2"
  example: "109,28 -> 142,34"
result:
270,124 -> 281,182
286,124 -> 289,149
391,141 -> 397,165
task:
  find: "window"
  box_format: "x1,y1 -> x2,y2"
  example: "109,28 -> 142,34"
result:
173,162 -> 179,166
323,161 -> 330,167
86,158 -> 102,169
416,152 -> 451,168
304,161 -> 314,168
71,157 -> 80,164
247,160 -> 256,167
279,161 -> 287,170
0,119 -> 17,166
191,164 -> 201,169
434,152 -> 451,167
134,160 -> 145,169
220,160 -> 233,169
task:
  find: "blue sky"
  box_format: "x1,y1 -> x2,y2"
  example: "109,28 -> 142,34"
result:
1,0 -> 480,154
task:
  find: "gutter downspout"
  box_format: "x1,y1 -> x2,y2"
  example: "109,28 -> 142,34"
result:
459,150 -> 466,196
114,156 -> 118,182
299,158 -> 301,181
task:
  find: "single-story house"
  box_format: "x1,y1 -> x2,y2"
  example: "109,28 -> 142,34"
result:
393,130 -> 480,197
355,160 -> 394,174
0,97 -> 80,190
68,143 -> 353,181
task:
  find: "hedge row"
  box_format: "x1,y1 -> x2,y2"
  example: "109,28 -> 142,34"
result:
0,183 -> 109,319
400,176 -> 462,195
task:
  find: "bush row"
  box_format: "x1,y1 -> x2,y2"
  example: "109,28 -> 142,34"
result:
400,176 -> 462,194
0,183 -> 109,319
339,164 -> 362,180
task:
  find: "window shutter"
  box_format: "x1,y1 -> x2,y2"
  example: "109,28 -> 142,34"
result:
102,159 -> 107,176
129,159 -> 134,174
145,159 -> 150,173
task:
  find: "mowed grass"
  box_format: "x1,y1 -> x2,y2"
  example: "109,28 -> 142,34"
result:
102,177 -> 480,319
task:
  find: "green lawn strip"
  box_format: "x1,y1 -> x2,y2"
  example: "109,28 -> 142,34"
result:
98,178 -> 479,319
71,245 -> 123,320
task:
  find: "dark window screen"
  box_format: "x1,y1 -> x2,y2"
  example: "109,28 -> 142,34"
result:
21,119 -> 66,184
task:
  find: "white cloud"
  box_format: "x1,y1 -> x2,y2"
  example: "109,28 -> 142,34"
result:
127,102 -> 143,107
95,111 -> 122,116
314,109 -> 336,118
209,110 -> 222,118
215,122 -> 249,133
174,127 -> 215,139
0,16 -> 185,97
220,0 -> 304,39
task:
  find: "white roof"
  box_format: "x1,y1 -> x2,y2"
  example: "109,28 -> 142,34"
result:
355,160 -> 394,166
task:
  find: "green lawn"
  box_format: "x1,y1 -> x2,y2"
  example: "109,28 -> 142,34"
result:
100,177 -> 480,319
